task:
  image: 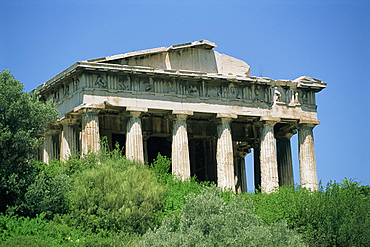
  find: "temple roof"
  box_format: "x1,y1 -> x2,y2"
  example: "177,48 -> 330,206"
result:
33,40 -> 326,94
85,40 -> 252,77
87,40 -> 217,63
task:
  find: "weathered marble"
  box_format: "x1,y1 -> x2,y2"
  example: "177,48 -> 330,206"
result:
43,134 -> 53,164
235,154 -> 247,193
254,143 -> 261,191
259,121 -> 279,194
276,131 -> 295,186
171,113 -> 191,180
299,123 -> 318,191
126,111 -> 144,163
60,121 -> 79,162
81,109 -> 100,155
217,116 -> 235,191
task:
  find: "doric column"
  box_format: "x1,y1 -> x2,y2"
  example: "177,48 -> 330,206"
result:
81,109 -> 100,155
43,134 -> 53,164
276,130 -> 296,186
60,119 -> 79,162
259,120 -> 279,194
171,112 -> 191,180
240,155 -> 247,193
43,127 -> 60,164
126,111 -> 145,163
298,123 -> 318,191
254,142 -> 261,192
143,135 -> 149,164
216,114 -> 236,191
235,151 -> 247,193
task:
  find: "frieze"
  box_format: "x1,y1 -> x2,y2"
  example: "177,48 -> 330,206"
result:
74,73 -> 317,107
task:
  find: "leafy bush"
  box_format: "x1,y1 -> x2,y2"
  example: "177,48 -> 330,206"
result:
140,186 -> 305,247
21,172 -> 70,218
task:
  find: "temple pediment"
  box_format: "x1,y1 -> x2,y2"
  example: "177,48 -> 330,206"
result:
87,40 -> 251,77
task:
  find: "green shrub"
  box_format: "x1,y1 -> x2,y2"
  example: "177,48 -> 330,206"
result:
250,180 -> 370,247
68,159 -> 165,235
0,236 -> 51,247
0,212 -> 86,246
150,154 -> 207,220
140,186 -> 305,247
22,172 -> 70,218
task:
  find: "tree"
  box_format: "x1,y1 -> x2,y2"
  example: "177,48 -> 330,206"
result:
0,70 -> 59,212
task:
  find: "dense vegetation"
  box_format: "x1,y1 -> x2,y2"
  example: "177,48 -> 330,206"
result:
1,70 -> 369,246
0,70 -> 59,212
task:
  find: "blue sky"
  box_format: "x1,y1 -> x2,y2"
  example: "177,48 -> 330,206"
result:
1,0 -> 369,189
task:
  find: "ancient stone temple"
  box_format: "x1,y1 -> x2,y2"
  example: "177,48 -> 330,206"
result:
34,40 -> 326,193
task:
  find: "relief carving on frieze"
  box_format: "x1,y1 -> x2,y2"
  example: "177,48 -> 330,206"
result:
299,91 -> 314,105
95,74 -> 107,88
118,76 -> 130,91
187,83 -> 199,96
72,77 -> 79,92
63,84 -> 69,97
252,85 -> 265,102
145,78 -> 153,92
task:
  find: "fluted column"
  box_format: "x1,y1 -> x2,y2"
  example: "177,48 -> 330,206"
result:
43,128 -> 60,164
126,111 -> 144,163
43,134 -> 53,164
298,123 -> 318,191
260,121 -> 279,194
216,116 -> 235,191
171,114 -> 191,180
235,151 -> 247,193
60,119 -> 79,162
276,130 -> 295,186
254,142 -> 261,192
81,109 -> 100,155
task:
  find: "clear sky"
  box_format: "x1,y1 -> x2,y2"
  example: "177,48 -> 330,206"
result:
1,0 -> 369,189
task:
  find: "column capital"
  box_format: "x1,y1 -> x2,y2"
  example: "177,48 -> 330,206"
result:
275,126 -> 297,139
81,108 -> 100,115
261,120 -> 277,127
128,111 -> 143,117
174,114 -> 189,121
46,125 -> 61,135
298,122 -> 317,130
60,117 -> 79,126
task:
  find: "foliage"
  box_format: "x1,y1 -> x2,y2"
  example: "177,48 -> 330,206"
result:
68,156 -> 165,235
21,172 -> 70,218
0,70 -> 59,212
150,154 -> 206,220
0,212 -> 82,246
140,186 -> 305,247
250,179 -> 370,247
0,236 -> 51,247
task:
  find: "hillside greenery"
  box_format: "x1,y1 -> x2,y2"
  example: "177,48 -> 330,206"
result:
0,70 -> 369,246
